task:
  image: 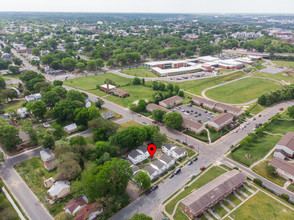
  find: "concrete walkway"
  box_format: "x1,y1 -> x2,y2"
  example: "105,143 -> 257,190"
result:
237,189 -> 249,198
233,192 -> 244,201
223,198 -> 236,208
2,187 -> 26,220
208,208 -> 221,219
243,185 -> 254,194
220,202 -> 230,212
203,211 -> 213,220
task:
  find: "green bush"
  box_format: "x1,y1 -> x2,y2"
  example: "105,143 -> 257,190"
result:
281,193 -> 290,201
253,178 -> 262,186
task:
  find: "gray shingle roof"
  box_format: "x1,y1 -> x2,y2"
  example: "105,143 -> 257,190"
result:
160,154 -> 174,164
102,111 -> 114,119
128,149 -> 141,159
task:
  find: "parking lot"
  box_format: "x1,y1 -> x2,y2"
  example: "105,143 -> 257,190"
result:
173,104 -> 216,124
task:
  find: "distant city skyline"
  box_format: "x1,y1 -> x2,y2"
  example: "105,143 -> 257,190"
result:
1,0 -> 294,14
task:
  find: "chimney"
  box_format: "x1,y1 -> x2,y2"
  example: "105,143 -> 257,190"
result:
107,83 -> 109,93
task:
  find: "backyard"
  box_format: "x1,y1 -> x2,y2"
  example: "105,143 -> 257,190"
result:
14,157 -> 72,218
205,77 -> 281,104
1,100 -> 25,112
120,66 -> 158,77
229,191 -> 294,220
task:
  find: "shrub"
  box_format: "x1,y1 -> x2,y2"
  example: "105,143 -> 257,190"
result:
253,178 -> 262,186
281,193 -> 290,201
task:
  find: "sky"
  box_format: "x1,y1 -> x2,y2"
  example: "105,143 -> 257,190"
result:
1,0 -> 294,14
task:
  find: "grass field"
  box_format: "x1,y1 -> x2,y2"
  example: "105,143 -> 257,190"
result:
121,66 -> 158,78
63,72 -> 132,91
0,179 -> 20,220
229,191 -> 294,220
119,120 -> 143,131
1,100 -> 24,112
174,71 -> 246,96
230,116 -> 294,167
105,85 -> 158,107
288,184 -> 294,192
253,59 -> 266,70
247,103 -> 267,115
272,60 -> 294,69
165,166 -> 227,215
253,160 -> 287,186
15,157 -> 72,217
252,71 -> 294,84
205,78 -> 281,104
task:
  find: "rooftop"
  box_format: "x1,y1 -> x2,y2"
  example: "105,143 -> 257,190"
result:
277,132 -> 294,151
270,158 -> 294,177
209,113 -> 233,126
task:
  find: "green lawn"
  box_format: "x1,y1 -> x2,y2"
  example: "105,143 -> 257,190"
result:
119,120 -> 143,131
205,78 -> 281,104
229,191 -> 294,220
272,60 -> 294,69
230,118 -> 294,167
247,103 -> 267,115
14,157 -> 72,217
173,71 -> 246,96
165,166 -> 227,215
226,193 -> 242,206
173,203 -> 190,220
63,72 -> 132,91
252,71 -> 294,84
288,184 -> 294,192
230,133 -> 281,167
1,100 -> 25,112
222,200 -> 234,210
121,66 -> 158,78
212,203 -> 228,217
253,160 -> 287,186
0,179 -> 20,220
184,130 -> 209,142
105,85 -> 159,107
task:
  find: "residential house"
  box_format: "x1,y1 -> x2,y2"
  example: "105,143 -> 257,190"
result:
74,202 -> 103,220
143,165 -> 159,181
64,195 -> 88,215
0,114 -> 10,121
159,154 -> 175,169
182,118 -> 205,134
146,103 -> 170,113
182,170 -> 246,218
111,88 -> 129,98
151,159 -> 167,174
85,100 -> 91,108
102,111 -> 115,120
25,93 -> 42,103
214,103 -> 243,117
16,131 -> 30,150
269,158 -> 294,183
64,123 -> 77,134
17,107 -> 29,118
48,181 -> 70,200
162,142 -> 186,160
40,148 -> 57,171
159,96 -> 182,108
128,144 -> 150,165
207,113 -> 233,131
131,165 -> 141,176
274,132 -> 294,159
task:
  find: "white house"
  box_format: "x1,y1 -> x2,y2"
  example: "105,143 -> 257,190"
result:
128,144 -> 150,164
151,160 -> 167,174
162,142 -> 186,160
273,149 -> 287,160
64,123 -> 77,134
159,154 -> 175,169
25,93 -> 42,103
17,107 -> 29,118
274,132 -> 294,158
48,181 -> 70,200
143,165 -> 159,181
40,148 -> 57,171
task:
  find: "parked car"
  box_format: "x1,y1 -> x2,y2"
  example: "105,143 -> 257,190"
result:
152,121 -> 156,124
152,185 -> 158,191
279,107 -> 284,111
169,174 -> 175,179
145,189 -> 152,195
182,142 -> 188,145
188,161 -> 193,165
188,144 -> 194,149
190,174 -> 196,179
176,139 -> 180,142
142,121 -> 147,124
253,118 -> 256,121
258,114 -> 262,117
137,114 -> 141,117
200,166 -> 206,171
174,168 -> 181,175
193,157 -> 198,162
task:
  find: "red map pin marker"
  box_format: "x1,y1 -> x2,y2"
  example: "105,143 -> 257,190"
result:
147,144 -> 157,158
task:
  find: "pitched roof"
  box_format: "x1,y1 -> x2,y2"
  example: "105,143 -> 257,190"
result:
182,118 -> 204,130
192,96 -> 217,106
48,181 -> 70,197
102,111 -> 114,119
174,147 -> 185,155
146,103 -> 170,113
182,170 -> 246,215
277,132 -> 294,151
209,113 -> 233,126
159,154 -> 174,164
74,202 -> 103,220
270,158 -> 294,177
160,96 -> 182,105
143,165 -> 157,176
163,142 -> 175,150
274,149 -> 287,156
64,196 -> 88,214
128,149 -> 142,159
151,160 -> 166,170
214,103 -> 243,115
137,144 -> 148,154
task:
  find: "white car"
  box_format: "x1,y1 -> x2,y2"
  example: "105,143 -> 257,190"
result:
137,114 -> 141,117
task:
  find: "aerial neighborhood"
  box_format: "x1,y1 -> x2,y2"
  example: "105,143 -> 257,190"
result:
0,9 -> 294,220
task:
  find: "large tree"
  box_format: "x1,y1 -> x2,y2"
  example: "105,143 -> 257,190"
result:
163,112 -> 183,129
26,100 -> 47,119
66,90 -> 85,103
52,100 -> 83,122
42,91 -> 61,108
89,117 -> 119,142
0,77 -> 6,89
0,125 -> 21,151
128,214 -> 152,220
152,109 -> 166,122
287,106 -> 294,119
71,158 -> 132,201
134,171 -> 151,191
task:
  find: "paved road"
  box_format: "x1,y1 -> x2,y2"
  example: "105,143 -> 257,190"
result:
222,157 -> 294,202
63,83 -> 294,220
0,148 -> 53,220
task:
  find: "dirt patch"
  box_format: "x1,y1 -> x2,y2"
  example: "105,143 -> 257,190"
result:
126,180 -> 142,201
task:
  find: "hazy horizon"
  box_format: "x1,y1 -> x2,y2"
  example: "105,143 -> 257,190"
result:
1,0 -> 294,14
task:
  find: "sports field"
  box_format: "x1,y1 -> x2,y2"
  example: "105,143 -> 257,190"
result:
205,77 -> 281,104
121,66 -> 158,77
